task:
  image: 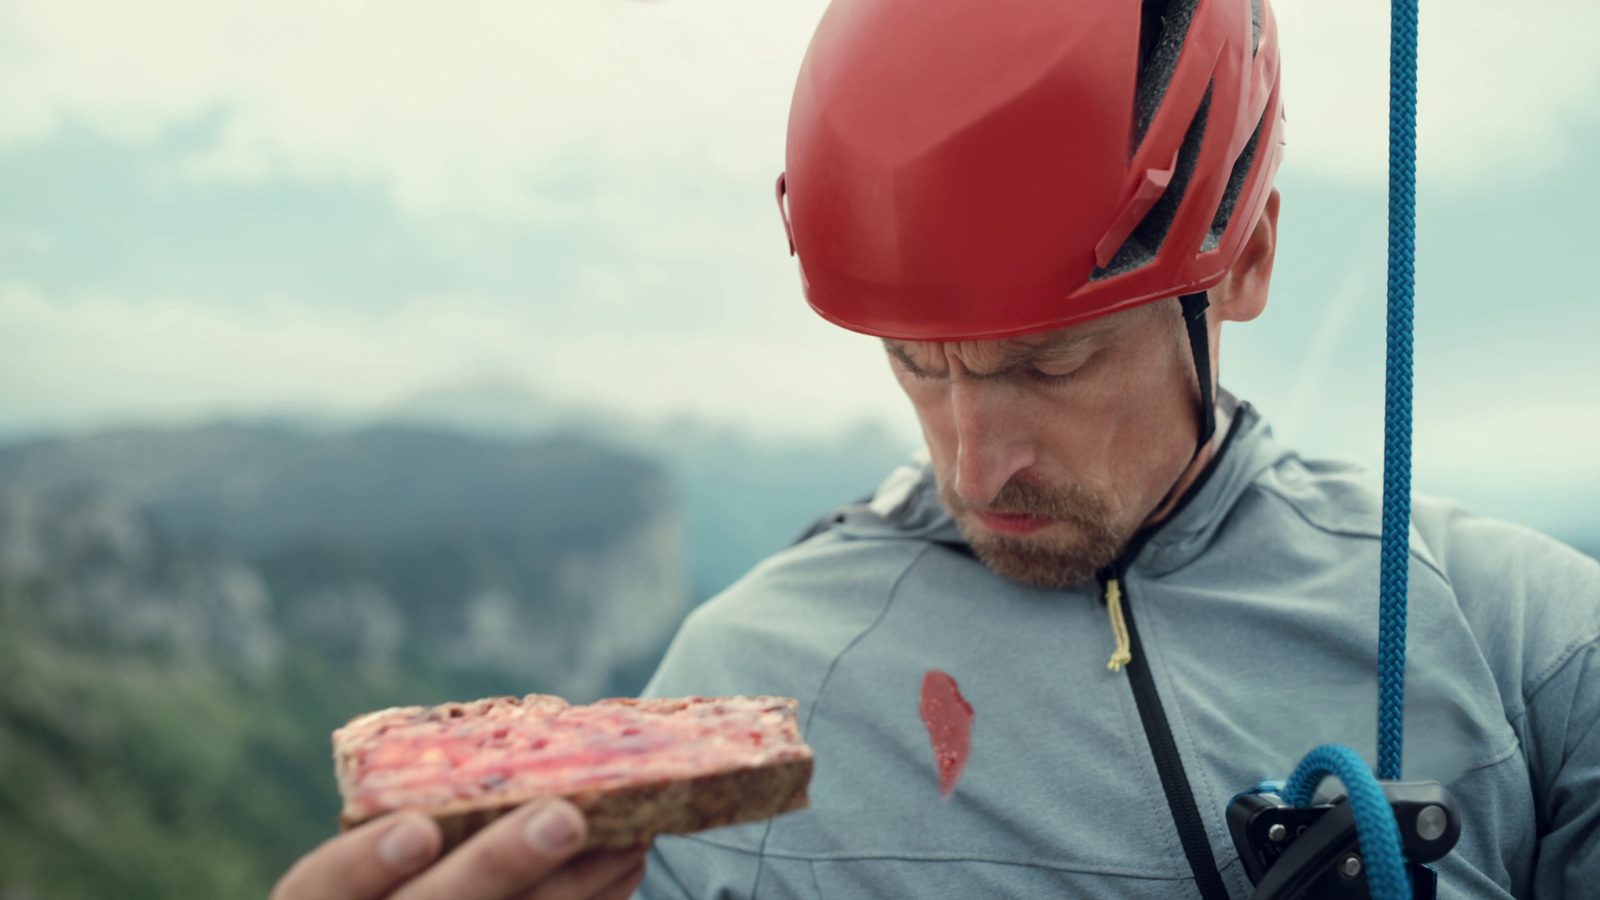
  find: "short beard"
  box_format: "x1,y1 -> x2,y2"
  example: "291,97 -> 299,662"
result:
939,476 -> 1130,590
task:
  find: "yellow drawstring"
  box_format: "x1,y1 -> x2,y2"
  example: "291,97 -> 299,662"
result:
1105,577 -> 1133,673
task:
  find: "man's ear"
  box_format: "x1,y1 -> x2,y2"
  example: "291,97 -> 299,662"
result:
1213,188 -> 1280,324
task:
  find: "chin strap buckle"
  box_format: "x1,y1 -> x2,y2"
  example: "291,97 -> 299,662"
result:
1228,782 -> 1460,900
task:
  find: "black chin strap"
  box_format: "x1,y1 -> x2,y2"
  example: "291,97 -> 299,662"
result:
1145,291 -> 1219,518
1179,291 -> 1216,459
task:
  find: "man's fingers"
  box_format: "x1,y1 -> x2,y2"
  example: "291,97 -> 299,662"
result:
271,812 -> 442,900
390,799 -> 587,900
521,847 -> 647,900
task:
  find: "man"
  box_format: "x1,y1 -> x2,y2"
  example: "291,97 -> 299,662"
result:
274,1 -> 1600,898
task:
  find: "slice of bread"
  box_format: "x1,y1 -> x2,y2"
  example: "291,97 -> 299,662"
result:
333,694 -> 813,850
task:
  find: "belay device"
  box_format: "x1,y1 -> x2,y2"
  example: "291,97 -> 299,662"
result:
1223,1 -> 1462,897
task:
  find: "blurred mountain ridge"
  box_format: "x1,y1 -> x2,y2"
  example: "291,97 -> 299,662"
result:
381,377 -> 919,597
0,421 -> 691,700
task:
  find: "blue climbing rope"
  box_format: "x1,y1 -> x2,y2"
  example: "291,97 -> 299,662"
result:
1378,0 -> 1420,784
1284,746 -> 1410,900
1272,3 -> 1421,897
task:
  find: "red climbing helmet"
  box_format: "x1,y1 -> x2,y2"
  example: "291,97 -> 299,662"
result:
777,0 -> 1285,341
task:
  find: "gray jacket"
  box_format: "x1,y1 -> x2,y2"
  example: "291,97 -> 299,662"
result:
638,399 -> 1600,898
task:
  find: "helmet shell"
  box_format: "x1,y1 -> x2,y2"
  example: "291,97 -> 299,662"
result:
780,0 -> 1285,341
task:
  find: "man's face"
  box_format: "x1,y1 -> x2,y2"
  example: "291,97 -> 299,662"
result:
887,299 -> 1203,589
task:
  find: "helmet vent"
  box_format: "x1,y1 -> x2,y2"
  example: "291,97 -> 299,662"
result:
1093,84 -> 1212,281
1201,110 -> 1266,253
1133,0 -> 1201,154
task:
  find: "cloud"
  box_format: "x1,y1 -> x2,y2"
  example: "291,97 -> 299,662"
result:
0,115 -> 454,308
1272,0 -> 1600,184
0,283 -> 916,438
0,0 -> 830,218
1417,401 -> 1600,481
3,0 -> 1597,224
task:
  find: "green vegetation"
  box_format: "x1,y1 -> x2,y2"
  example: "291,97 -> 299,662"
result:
0,584 -> 530,900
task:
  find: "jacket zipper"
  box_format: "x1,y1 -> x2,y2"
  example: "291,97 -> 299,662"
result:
1109,566 -> 1231,899
1096,404 -> 1249,900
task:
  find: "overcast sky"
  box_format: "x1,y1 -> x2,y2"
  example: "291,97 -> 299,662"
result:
0,0 -> 1595,542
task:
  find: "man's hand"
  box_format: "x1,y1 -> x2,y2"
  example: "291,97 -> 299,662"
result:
271,799 -> 647,900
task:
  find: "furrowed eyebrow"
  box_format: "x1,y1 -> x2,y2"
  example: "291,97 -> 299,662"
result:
884,342 -> 943,379
992,330 -> 1105,368
884,329 -> 1105,379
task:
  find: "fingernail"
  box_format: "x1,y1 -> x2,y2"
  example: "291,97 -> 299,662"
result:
379,815 -> 435,869
524,802 -> 582,853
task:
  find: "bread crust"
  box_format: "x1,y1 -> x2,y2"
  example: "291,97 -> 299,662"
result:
333,695 -> 813,851
343,756 -> 812,851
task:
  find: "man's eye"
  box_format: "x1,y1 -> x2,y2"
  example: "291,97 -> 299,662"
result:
1027,367 -> 1077,385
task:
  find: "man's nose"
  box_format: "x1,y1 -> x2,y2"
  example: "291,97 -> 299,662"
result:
949,379 -> 1036,507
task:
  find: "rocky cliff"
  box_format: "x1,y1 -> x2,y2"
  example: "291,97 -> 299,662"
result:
0,423 -> 691,700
